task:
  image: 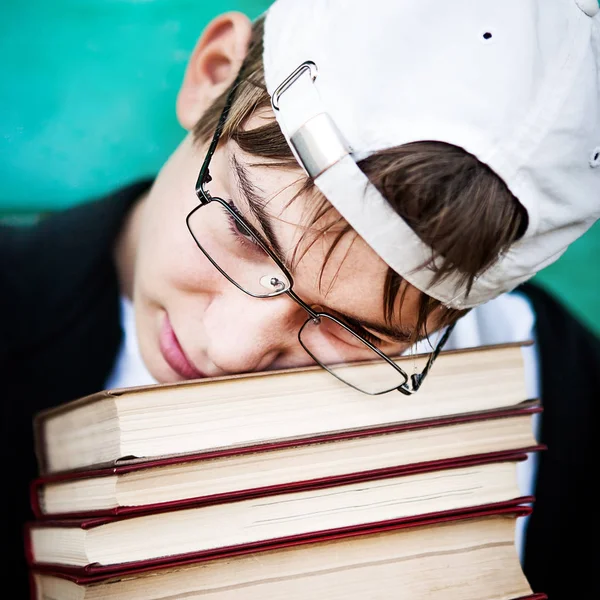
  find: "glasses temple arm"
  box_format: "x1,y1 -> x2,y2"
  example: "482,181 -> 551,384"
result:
397,321 -> 457,395
196,72 -> 244,195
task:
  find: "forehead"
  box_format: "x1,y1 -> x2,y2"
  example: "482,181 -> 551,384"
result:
224,141 -> 424,332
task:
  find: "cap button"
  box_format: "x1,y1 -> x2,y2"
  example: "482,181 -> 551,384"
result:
574,0 -> 599,17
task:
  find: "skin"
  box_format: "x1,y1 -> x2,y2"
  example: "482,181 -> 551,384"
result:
114,12 -> 436,384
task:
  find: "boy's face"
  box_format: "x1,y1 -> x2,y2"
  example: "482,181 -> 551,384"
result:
130,13 -> 433,384
133,125 -> 429,382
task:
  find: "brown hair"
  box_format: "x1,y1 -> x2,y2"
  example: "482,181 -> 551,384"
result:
193,17 -> 527,344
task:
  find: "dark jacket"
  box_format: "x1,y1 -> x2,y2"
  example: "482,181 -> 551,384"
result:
0,181 -> 597,597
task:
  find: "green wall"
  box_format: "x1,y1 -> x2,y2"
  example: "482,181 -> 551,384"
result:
0,0 -> 272,212
1,0 -> 598,334
533,221 -> 599,336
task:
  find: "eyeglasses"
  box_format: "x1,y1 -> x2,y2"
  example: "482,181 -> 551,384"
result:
187,81 -> 454,395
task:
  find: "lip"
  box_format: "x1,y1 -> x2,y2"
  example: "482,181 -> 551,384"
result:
159,314 -> 206,380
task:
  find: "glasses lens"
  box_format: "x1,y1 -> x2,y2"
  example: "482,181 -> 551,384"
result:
187,200 -> 290,298
299,315 -> 408,394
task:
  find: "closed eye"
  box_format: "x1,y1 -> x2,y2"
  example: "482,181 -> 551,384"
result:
340,314 -> 413,349
329,314 -> 386,348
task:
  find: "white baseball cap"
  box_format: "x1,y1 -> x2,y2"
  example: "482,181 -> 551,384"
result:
262,0 -> 600,309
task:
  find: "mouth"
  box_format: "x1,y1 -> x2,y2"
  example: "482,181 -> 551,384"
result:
159,313 -> 206,380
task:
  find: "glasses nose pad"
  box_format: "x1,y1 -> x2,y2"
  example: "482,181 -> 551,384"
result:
259,274 -> 289,294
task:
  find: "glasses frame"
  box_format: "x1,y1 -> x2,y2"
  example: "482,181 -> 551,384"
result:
188,78 -> 455,395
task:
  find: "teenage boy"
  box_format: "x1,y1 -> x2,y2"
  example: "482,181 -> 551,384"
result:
1,1 -> 598,597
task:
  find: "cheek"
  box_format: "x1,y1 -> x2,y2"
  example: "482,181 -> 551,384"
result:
134,186 -> 222,309
133,198 -> 225,380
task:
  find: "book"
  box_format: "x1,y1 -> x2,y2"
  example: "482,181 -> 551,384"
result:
29,506 -> 547,600
34,342 -> 532,475
25,454 -> 530,572
27,341 -> 546,598
31,405 -> 541,519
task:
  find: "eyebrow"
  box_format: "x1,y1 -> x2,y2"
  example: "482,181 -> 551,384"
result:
342,313 -> 414,343
231,154 -> 287,263
230,153 -> 414,345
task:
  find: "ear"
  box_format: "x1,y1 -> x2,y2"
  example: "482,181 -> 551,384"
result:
176,12 -> 252,131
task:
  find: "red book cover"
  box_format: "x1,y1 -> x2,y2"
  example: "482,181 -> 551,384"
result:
33,341 -> 536,475
30,404 -> 544,519
28,504 -> 546,599
25,453 -> 535,574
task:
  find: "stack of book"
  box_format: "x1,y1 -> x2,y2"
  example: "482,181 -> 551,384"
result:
26,342 -> 547,599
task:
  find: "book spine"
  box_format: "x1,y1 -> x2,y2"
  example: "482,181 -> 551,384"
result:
26,501 -> 534,574
29,477 -> 43,520
23,522 -> 36,575
32,448 -> 542,520
36,402 -> 543,477
27,570 -> 548,600
28,570 -> 37,600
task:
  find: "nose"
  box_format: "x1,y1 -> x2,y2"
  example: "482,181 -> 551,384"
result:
203,287 -> 312,374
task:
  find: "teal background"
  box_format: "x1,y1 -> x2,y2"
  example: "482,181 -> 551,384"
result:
1,0 -> 598,334
0,0 -> 272,212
